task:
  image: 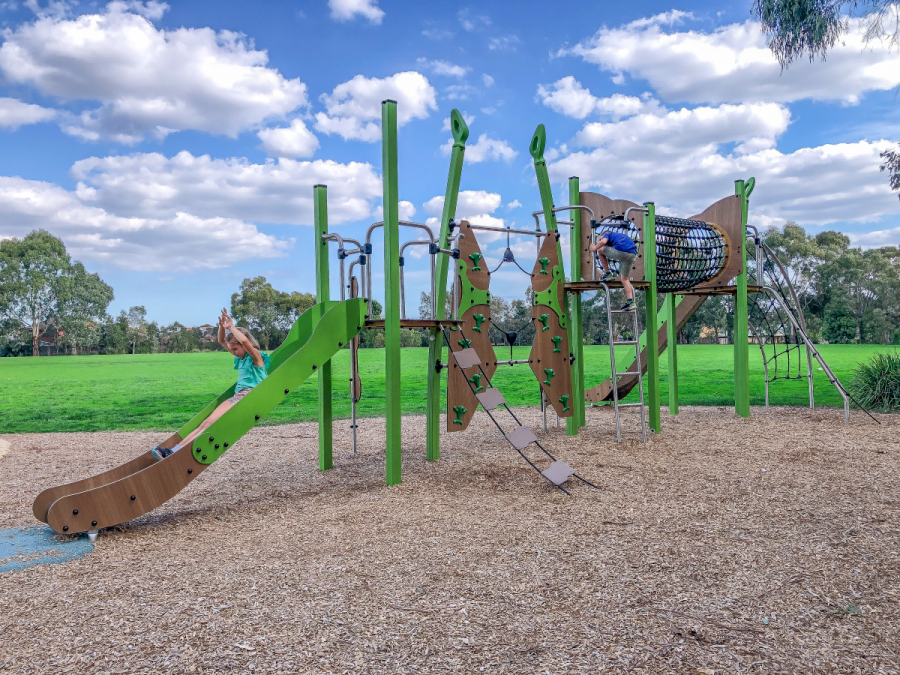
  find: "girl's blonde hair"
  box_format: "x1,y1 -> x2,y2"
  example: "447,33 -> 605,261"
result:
226,326 -> 260,349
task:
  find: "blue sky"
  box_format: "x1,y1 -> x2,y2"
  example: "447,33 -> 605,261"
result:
1,0 -> 899,325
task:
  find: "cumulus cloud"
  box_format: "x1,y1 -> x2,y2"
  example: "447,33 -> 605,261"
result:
561,14 -> 900,105
537,77 -> 661,119
489,35 -> 520,51
0,175 -> 290,271
506,199 -> 522,210
70,151 -> 383,225
314,71 -> 437,142
0,3 -> 307,143
0,97 -> 56,128
458,9 -> 490,32
328,0 -> 384,24
423,190 -> 502,217
548,104 -> 896,226
482,73 -> 494,88
417,58 -> 470,78
441,134 -> 517,162
257,119 -> 319,158
849,227 -> 900,248
373,200 -> 416,222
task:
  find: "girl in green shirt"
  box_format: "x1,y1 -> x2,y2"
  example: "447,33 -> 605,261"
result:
151,309 -> 269,460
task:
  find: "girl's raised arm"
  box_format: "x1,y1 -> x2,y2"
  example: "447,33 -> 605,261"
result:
222,312 -> 265,367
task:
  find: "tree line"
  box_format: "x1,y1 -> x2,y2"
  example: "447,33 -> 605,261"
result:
2,225 -> 897,357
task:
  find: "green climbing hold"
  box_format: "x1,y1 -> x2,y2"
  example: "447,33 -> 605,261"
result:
472,313 -> 486,333
551,335 -> 562,353
543,368 -> 555,386
559,395 -> 570,412
458,338 -> 472,349
469,252 -> 483,272
452,405 -> 467,425
538,313 -> 550,331
538,257 -> 550,275
468,373 -> 484,393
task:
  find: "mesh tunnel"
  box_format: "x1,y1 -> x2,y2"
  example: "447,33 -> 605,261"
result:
593,215 -> 727,293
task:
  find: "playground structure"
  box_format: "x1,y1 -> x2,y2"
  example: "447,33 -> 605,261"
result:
32,103 -> 858,537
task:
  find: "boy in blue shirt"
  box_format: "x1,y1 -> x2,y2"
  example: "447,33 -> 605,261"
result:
590,231 -> 638,311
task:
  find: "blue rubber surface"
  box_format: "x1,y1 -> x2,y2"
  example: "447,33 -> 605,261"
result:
0,526 -> 94,573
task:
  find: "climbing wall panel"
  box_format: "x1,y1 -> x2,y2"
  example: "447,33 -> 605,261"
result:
529,234 -> 573,417
447,220 -> 497,431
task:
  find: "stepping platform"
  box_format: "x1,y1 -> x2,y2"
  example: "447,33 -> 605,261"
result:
364,319 -> 464,329
452,347 -> 482,369
475,388 -> 506,410
564,280 -> 651,293
505,426 -> 537,451
541,461 -> 575,486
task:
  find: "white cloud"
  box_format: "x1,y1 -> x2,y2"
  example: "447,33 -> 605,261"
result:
0,3 -> 307,143
561,15 -> 900,105
849,227 -> 900,248
423,190 -> 502,217
373,200 -> 416,222
109,1 -> 169,19
442,111 -> 474,131
506,199 -> 522,210
422,28 -> 454,40
444,84 -> 478,101
482,73 -> 494,88
417,58 -> 470,78
69,151 -> 383,225
257,119 -> 319,158
488,35 -> 520,51
458,9 -> 490,32
537,77 -> 660,119
463,133 -> 518,163
0,175 -> 290,271
0,97 -> 55,128
314,71 -> 437,142
548,103 -> 897,227
327,0 -> 384,25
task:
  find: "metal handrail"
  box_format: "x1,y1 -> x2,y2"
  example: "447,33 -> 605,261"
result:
364,220 -> 436,319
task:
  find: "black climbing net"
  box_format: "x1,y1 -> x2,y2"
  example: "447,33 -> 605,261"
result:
592,215 -> 727,293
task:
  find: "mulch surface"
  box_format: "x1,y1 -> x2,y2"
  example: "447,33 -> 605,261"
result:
1,405 -> 899,674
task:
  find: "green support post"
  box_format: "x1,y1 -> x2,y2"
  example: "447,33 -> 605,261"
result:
568,176 -> 586,432
382,100 -> 402,485
733,178 -> 754,417
530,125 -> 578,435
313,184 -> 333,470
666,293 -> 680,415
643,203 -> 661,434
426,110 -> 468,462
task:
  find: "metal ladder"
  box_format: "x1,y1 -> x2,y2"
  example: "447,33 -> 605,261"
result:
602,282 -> 647,443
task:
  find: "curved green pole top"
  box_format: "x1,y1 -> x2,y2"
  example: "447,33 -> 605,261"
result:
744,176 -> 756,198
450,108 -> 469,147
530,124 -> 546,164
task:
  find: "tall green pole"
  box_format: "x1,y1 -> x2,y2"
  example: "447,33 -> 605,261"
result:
567,176 -> 586,433
733,178 -> 752,418
381,100 -> 402,485
313,184 -> 333,470
426,110 -> 468,462
666,293 -> 680,415
644,203 -> 661,434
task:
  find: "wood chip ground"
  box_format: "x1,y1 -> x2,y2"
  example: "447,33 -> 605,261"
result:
1,405 -> 899,674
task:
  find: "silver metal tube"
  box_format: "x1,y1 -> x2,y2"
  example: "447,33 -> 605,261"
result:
364,221 -> 436,320
494,359 -> 530,366
467,224 -> 554,238
633,300 -> 647,443
541,387 -> 547,432
398,240 -> 432,320
604,283 -> 621,442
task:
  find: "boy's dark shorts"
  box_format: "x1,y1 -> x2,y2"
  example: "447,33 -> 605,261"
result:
601,246 -> 638,277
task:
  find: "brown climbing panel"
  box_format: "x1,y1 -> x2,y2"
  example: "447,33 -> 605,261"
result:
578,192 -> 644,282
688,195 -> 743,291
529,234 -> 573,417
46,442 -> 209,534
447,220 -> 497,431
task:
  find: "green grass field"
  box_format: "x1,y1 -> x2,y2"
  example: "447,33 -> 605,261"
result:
0,344 -> 889,434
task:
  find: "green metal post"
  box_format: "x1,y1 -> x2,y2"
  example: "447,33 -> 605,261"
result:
313,184 -> 333,470
643,203 -> 661,434
666,292 -> 679,415
567,176 -> 586,433
382,100 -> 402,485
426,110 -> 468,462
733,178 -> 752,418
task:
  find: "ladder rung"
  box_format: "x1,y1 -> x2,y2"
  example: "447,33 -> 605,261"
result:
609,309 -> 635,313
616,402 -> 644,408
615,371 -> 638,376
613,340 -> 638,345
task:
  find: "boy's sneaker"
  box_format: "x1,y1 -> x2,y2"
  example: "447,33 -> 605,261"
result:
150,446 -> 174,461
599,271 -> 617,282
619,299 -> 636,311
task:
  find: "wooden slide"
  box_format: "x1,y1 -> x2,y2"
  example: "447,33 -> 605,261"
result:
33,299 -> 366,535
